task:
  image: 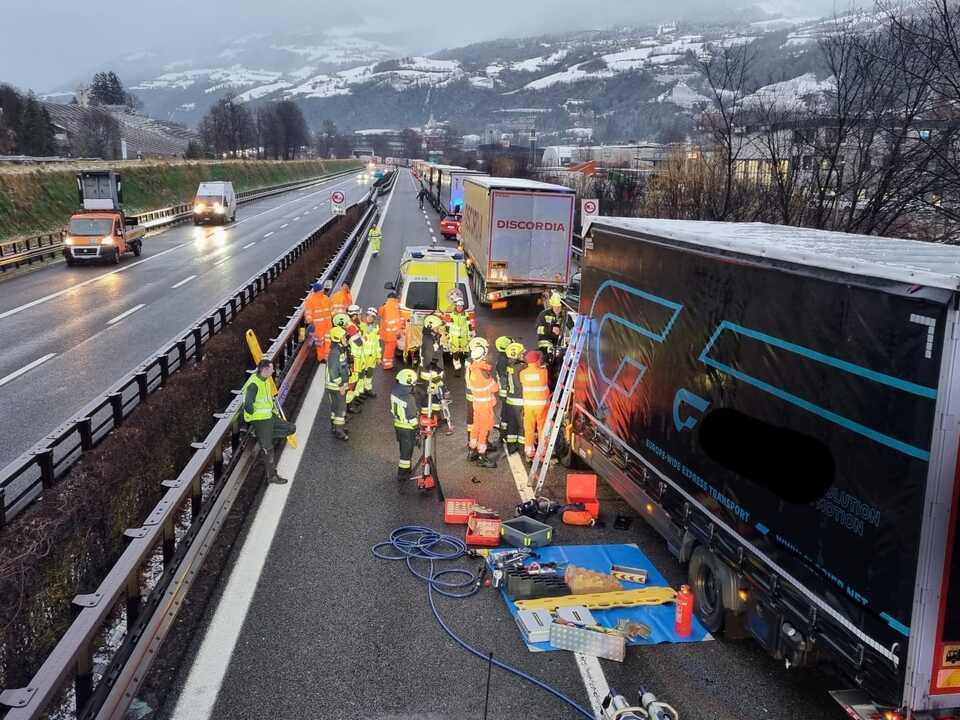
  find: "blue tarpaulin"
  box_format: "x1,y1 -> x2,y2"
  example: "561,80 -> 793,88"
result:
490,543 -> 711,652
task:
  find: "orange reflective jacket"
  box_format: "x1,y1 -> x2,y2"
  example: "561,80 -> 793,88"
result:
519,365 -> 550,408
379,296 -> 402,338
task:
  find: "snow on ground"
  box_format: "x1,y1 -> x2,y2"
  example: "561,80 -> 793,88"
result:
289,65 -> 318,81
718,35 -> 758,47
470,76 -> 495,89
602,46 -> 656,71
525,63 -> 614,90
750,16 -> 821,30
287,73 -> 351,99
743,72 -> 836,107
511,49 -> 570,72
179,102 -> 196,111
134,66 -> 282,92
235,81 -> 294,102
486,64 -> 505,77
657,80 -> 711,108
270,36 -> 394,65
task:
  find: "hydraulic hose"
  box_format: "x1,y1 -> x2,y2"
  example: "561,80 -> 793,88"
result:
373,526 -> 594,719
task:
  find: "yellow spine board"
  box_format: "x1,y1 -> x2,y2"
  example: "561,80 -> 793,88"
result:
513,587 -> 677,612
245,329 -> 298,448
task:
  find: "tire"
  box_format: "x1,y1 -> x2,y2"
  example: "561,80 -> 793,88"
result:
65,256 -> 75,267
688,546 -> 726,633
132,241 -> 142,257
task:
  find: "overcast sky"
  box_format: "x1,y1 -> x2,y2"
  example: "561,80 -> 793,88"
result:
2,0 -> 836,91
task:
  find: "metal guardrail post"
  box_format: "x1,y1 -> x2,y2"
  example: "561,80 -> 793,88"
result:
109,392 -> 124,427
35,449 -> 54,489
193,327 -> 203,362
158,355 -> 170,386
135,370 -> 149,402
78,417 -> 94,452
177,340 -> 188,369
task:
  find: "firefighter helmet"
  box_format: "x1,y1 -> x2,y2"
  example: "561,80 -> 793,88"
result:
548,292 -> 563,309
329,326 -> 347,343
332,313 -> 351,328
495,335 -> 513,353
396,368 -> 418,386
348,304 -> 361,316
506,342 -> 525,360
469,337 -> 489,353
423,314 -> 443,330
470,345 -> 488,361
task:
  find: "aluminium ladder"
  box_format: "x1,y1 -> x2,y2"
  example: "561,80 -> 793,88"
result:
529,314 -> 589,496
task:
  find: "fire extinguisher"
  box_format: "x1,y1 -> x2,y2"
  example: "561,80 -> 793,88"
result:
675,584 -> 693,637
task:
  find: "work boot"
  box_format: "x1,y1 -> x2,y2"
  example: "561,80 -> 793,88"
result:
332,427 -> 349,441
396,469 -> 410,482
468,449 -> 480,463
365,390 -> 378,398
477,453 -> 497,468
263,448 -> 289,484
347,401 -> 362,414
268,472 -> 289,485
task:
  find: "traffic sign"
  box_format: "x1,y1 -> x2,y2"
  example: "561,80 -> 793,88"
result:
331,190 -> 346,216
581,198 -> 599,235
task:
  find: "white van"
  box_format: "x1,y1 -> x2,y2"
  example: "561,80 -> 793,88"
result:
193,181 -> 237,225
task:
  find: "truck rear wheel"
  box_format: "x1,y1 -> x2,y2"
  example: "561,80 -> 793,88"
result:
132,241 -> 142,257
689,546 -> 725,633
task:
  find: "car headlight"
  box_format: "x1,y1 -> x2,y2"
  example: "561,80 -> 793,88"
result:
101,237 -> 114,245
65,237 -> 74,246
194,205 -> 203,214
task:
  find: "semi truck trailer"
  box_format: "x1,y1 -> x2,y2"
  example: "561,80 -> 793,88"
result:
570,217 -> 960,718
460,177 -> 574,306
438,167 -> 486,216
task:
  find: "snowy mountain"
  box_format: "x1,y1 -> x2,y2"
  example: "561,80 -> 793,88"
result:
48,10 -> 887,142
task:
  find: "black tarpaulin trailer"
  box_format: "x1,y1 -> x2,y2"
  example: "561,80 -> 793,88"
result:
571,218 -> 960,716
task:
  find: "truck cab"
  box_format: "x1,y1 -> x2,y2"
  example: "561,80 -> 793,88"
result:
63,171 -> 144,266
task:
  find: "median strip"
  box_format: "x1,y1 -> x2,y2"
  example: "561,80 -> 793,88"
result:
107,303 -> 145,325
0,353 -> 56,388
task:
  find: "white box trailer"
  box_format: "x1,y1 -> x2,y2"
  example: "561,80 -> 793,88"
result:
460,176 -> 575,305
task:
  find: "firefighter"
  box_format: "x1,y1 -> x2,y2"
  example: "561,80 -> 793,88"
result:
520,350 -> 551,460
390,368 -> 419,482
242,358 -> 297,484
536,292 -> 565,357
463,336 -> 490,448
304,280 -> 333,362
468,343 -> 499,468
378,292 -> 402,370
325,327 -> 350,440
503,342 -> 526,453
346,324 -> 365,414
331,282 -> 353,316
447,296 -> 471,377
348,303 -> 362,327
494,335 -> 513,434
361,307 -> 381,398
368,224 -> 382,257
418,314 -> 446,421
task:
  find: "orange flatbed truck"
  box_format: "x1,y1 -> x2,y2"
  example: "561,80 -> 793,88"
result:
63,171 -> 145,266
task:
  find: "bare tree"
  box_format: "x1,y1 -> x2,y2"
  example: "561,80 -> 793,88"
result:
73,108 -> 121,159
199,95 -> 254,158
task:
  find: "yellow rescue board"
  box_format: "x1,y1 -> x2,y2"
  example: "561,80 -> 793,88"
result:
513,587 -> 677,612
245,329 -> 298,448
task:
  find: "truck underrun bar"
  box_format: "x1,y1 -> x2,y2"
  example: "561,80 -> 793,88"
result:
0,196 -> 380,720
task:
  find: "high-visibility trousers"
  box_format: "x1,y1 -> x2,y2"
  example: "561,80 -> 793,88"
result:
470,404 -> 496,454
382,334 -> 398,369
328,387 -> 346,426
347,371 -> 360,404
524,403 -> 549,458
396,426 -> 416,474
315,335 -> 330,362
504,401 -> 524,446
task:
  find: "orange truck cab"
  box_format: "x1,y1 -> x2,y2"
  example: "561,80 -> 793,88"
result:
63,171 -> 144,266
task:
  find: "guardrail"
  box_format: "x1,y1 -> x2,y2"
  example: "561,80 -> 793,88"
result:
0,197 -> 379,720
0,166 -> 361,273
0,186 -> 372,526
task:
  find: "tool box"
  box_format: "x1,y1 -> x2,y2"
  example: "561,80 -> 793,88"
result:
465,510 -> 502,547
500,516 -> 553,547
444,498 -> 477,524
515,609 -> 553,643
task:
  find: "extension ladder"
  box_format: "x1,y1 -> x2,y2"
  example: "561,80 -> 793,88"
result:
529,314 -> 589,496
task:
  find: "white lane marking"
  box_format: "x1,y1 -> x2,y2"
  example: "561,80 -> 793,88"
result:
303,210 -> 311,215
293,216 -> 301,221
313,205 -> 318,210
506,452 -> 535,503
0,353 -> 56,388
242,242 -> 256,250
263,231 -> 274,238
574,653 -> 611,718
232,176 -> 356,228
171,275 -> 197,289
213,255 -> 232,267
107,303 -> 145,325
352,174 -> 397,296
280,223 -> 289,229
0,242 -> 189,321
171,365 -> 328,720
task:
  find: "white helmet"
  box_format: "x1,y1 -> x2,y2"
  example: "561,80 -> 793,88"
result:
470,345 -> 487,361
366,307 -> 378,318
348,304 -> 361,316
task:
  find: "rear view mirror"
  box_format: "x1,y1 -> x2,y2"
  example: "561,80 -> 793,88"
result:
384,281 -> 395,291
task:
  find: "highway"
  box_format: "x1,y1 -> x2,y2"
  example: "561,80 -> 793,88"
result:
150,171 -> 846,720
0,171 -> 369,472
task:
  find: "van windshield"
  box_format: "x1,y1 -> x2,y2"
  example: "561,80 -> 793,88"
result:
68,218 -> 113,236
196,196 -> 223,204
406,282 -> 437,311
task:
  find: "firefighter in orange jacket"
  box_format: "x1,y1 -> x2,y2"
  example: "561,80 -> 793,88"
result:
519,350 -> 551,460
468,343 -> 499,468
304,280 -> 333,362
331,282 -> 353,317
378,291 -> 402,370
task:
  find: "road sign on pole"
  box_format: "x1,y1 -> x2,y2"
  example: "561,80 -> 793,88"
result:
581,198 -> 599,235
331,190 -> 346,216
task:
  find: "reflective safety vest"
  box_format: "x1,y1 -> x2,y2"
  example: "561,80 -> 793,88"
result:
469,361 -> 499,407
390,385 -> 419,429
379,297 -> 402,338
519,365 -> 550,408
448,311 -> 470,340
331,287 -> 353,316
506,363 -> 524,406
242,374 -> 273,423
362,322 -> 381,364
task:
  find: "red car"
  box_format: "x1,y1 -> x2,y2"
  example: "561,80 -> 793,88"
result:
440,213 -> 462,240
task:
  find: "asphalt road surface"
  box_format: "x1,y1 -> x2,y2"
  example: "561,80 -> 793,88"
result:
0,172 -> 370,472
154,171 -> 848,720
